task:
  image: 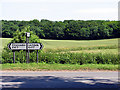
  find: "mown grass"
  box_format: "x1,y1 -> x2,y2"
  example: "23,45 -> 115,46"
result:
69,49 -> 118,54
2,63 -> 118,71
0,38 -> 12,52
1,38 -> 118,54
0,38 -> 118,51
41,38 -> 118,50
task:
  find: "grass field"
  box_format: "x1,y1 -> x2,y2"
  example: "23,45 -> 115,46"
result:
41,38 -> 118,49
2,63 -> 118,71
1,38 -> 118,54
1,38 -> 119,71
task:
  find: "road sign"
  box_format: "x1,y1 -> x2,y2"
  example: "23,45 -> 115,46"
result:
8,43 -> 43,50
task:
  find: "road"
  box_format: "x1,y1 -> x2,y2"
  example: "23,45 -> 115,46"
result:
1,71 -> 119,88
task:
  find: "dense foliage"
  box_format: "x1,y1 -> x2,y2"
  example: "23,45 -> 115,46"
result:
2,19 -> 120,40
2,51 -> 119,64
2,26 -> 41,63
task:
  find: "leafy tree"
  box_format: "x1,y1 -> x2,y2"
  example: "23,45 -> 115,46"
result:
2,20 -> 120,40
11,26 -> 40,43
2,26 -> 41,63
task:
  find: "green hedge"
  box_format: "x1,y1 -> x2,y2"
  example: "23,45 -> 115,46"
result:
2,50 -> 119,64
39,52 -> 119,65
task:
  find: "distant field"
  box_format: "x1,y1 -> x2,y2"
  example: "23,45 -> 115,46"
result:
41,38 -> 118,49
41,38 -> 118,54
0,38 -> 12,50
0,38 -> 118,54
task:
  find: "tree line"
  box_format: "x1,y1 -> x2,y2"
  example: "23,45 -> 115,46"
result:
2,19 -> 120,40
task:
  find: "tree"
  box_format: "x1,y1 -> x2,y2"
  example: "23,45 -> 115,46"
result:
79,27 -> 90,39
2,26 -> 41,63
2,19 -> 120,39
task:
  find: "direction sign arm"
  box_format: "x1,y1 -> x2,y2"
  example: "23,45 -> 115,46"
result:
8,43 -> 11,50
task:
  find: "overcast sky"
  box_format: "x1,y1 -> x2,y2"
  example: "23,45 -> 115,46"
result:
0,0 -> 119,21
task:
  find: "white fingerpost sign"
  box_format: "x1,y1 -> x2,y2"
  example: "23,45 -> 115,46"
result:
8,43 -> 43,50
8,32 -> 43,64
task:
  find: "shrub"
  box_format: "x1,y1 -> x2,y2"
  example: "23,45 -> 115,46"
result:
2,26 -> 42,63
38,52 -> 119,65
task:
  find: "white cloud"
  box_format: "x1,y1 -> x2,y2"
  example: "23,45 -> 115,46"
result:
39,8 -> 48,12
1,0 -> 119,21
1,0 -> 119,3
74,8 -> 117,14
0,3 -> 1,20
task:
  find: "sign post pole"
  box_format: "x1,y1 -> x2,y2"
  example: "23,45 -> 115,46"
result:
37,50 -> 38,63
13,51 -> 15,64
26,32 -> 30,63
26,34 -> 28,63
28,36 -> 29,63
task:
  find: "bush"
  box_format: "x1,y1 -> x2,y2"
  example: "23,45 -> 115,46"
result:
2,50 -> 119,64
2,26 -> 42,63
37,52 -> 119,65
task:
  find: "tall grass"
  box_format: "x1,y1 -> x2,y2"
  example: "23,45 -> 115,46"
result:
44,45 -> 118,53
38,52 -> 119,65
2,51 -> 119,65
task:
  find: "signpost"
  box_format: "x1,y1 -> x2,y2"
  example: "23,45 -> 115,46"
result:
13,51 -> 15,64
8,32 -> 43,64
8,43 -> 43,50
26,32 -> 30,63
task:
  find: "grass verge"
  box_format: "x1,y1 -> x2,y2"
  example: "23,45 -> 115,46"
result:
2,63 -> 118,71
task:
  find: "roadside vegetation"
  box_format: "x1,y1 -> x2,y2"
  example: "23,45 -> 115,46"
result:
1,37 -> 119,71
1,24 -> 119,71
2,63 -> 118,71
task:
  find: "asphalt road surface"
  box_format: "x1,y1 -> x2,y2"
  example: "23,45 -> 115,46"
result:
1,71 -> 119,88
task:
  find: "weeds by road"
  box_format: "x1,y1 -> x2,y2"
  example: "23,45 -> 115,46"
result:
2,63 -> 118,71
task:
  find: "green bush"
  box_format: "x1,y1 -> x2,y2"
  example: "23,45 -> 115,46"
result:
2,50 -> 119,64
38,52 -> 119,65
2,26 -> 42,63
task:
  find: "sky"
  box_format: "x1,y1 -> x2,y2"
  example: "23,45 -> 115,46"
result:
0,0 -> 120,21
